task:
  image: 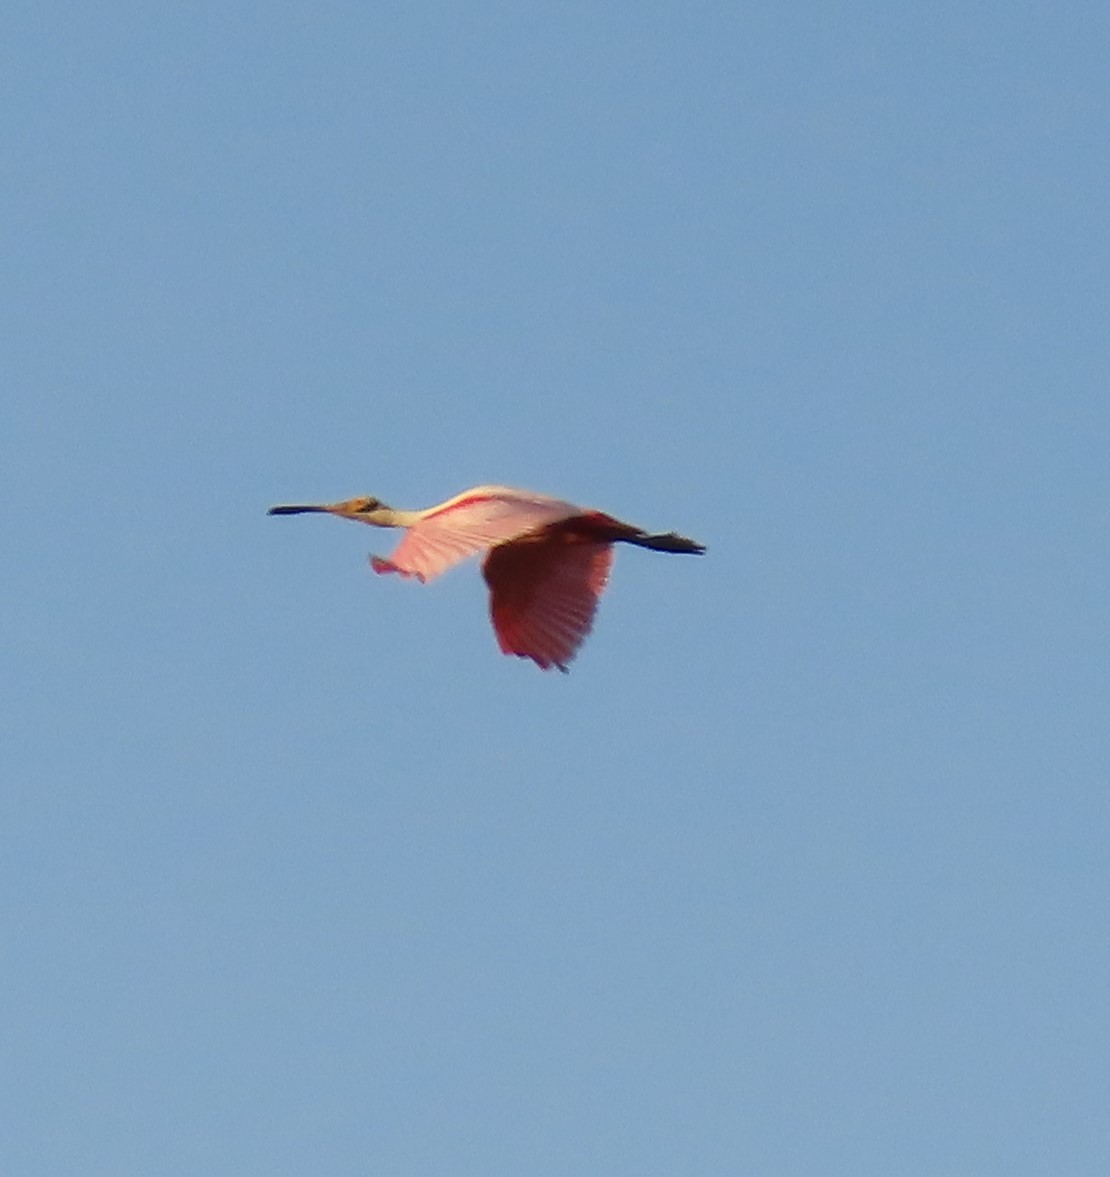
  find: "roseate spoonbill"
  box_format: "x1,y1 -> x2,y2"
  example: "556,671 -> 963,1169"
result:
268,484 -> 705,671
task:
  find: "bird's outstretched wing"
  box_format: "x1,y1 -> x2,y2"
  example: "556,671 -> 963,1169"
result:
482,531 -> 614,671
371,487 -> 579,583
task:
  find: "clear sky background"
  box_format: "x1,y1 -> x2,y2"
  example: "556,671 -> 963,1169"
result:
3,3 -> 1108,1174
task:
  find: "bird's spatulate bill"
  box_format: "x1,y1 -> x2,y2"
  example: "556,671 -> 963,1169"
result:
268,504 -> 329,515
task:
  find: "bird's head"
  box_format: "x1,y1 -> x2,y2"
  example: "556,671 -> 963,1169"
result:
331,495 -> 390,520
268,495 -> 395,526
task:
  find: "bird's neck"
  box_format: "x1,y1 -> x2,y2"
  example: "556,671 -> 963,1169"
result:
367,506 -> 421,528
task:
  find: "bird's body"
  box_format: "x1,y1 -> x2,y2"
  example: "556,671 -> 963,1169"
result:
269,484 -> 704,671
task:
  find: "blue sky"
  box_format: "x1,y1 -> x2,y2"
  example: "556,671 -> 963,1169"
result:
3,2 -> 1108,1173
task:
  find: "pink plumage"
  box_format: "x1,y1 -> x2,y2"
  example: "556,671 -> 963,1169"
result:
370,486 -> 580,583
269,484 -> 704,671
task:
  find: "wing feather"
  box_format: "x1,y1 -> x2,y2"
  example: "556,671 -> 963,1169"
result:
482,528 -> 615,671
373,488 -> 581,583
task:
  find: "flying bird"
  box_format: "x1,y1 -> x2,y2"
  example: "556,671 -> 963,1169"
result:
268,484 -> 705,671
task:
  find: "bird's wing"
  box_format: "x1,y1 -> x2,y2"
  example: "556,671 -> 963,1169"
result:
372,488 -> 580,583
482,532 -> 615,671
